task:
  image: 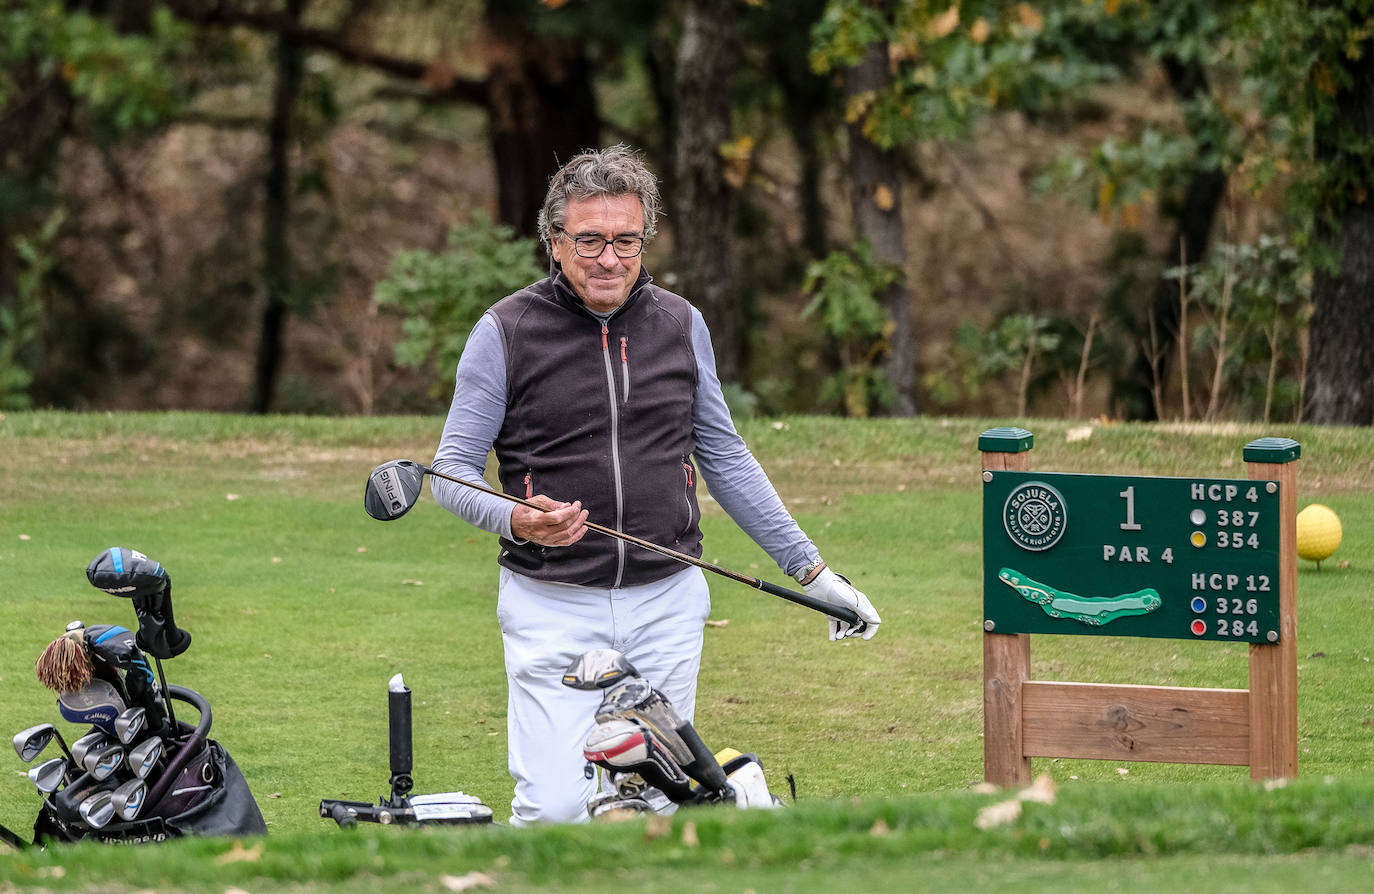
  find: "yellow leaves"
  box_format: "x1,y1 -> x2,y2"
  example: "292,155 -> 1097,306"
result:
1015,3 -> 1043,33
928,6 -> 960,40
845,90 -> 878,125
1313,62 -> 1337,96
971,17 -> 990,44
872,184 -> 896,212
719,136 -> 754,189
215,840 -> 263,865
1097,180 -> 1115,225
1103,0 -> 1123,14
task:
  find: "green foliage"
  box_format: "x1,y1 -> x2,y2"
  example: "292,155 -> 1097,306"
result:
374,212 -> 543,396
801,241 -> 900,417
0,210 -> 63,410
812,1 -> 1118,149
924,312 -> 1061,413
1,1 -> 190,134
1164,236 -> 1311,422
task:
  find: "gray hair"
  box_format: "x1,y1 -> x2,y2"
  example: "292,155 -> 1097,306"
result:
537,144 -> 661,254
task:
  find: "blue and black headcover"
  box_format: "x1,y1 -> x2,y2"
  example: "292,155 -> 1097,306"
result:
85,547 -> 191,660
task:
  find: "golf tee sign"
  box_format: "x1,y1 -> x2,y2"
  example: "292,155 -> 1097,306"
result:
980,428 -> 1299,785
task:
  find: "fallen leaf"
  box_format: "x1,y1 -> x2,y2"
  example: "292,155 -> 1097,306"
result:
1065,425 -> 1094,443
681,821 -> 699,846
872,183 -> 896,212
268,791 -> 282,799
357,546 -> 368,553
1116,767 -> 1129,776
644,814 -> 672,840
271,557 -> 282,564
440,872 -> 497,891
226,493 -> 241,501
975,798 -> 1022,829
771,421 -> 790,431
215,841 -> 263,864
19,534 -> 31,541
402,579 -> 424,586
970,17 -> 990,43
870,818 -> 891,837
927,5 -> 960,39
970,781 -> 999,795
705,619 -> 730,628
1020,773 -> 1057,805
1337,560 -> 1350,569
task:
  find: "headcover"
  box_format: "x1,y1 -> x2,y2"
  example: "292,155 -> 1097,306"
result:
85,547 -> 191,660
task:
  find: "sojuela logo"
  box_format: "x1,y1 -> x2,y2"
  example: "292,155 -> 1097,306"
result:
1003,481 -> 1068,551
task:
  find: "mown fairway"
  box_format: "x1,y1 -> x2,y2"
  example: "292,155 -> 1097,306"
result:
1,413 -> 1371,890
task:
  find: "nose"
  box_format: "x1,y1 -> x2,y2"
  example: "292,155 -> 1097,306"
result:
594,242 -> 620,266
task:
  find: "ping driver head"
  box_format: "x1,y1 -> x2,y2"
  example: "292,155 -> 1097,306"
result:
364,460 -> 426,521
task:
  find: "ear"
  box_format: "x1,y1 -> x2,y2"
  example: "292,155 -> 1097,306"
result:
550,232 -> 566,267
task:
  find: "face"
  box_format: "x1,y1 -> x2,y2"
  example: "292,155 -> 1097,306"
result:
551,194 -> 645,313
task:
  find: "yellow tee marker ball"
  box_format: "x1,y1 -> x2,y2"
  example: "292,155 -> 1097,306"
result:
1296,503 -> 1342,563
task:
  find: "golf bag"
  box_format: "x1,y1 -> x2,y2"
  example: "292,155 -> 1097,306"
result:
562,649 -> 785,818
13,547 -> 266,846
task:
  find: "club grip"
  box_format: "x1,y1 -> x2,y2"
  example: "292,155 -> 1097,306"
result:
754,579 -> 861,626
388,685 -> 413,779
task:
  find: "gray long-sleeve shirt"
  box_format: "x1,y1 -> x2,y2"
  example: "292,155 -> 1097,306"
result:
431,306 -> 820,581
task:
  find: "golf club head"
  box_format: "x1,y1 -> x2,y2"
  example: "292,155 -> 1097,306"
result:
129,737 -> 163,779
85,743 -> 125,781
78,791 -> 116,829
70,731 -> 110,768
562,649 -> 641,690
58,678 -> 128,736
111,778 -> 147,822
13,724 -> 56,762
28,757 -> 68,794
114,707 -> 146,745
364,460 -> 426,521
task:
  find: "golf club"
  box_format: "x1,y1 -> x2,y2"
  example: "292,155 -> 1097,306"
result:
70,731 -> 110,769
78,791 -> 115,829
111,778 -> 146,822
13,724 -> 70,764
128,736 -> 163,779
114,707 -> 146,745
364,460 -> 863,629
84,743 -> 125,781
28,758 -> 68,794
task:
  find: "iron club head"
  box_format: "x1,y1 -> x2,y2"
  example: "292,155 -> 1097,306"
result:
13,724 -> 57,763
85,743 -> 126,781
128,737 -> 163,779
114,707 -> 146,745
111,778 -> 147,822
78,791 -> 116,829
364,460 -> 427,521
70,731 -> 110,768
28,757 -> 68,794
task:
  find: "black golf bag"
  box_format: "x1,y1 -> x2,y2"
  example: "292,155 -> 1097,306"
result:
14,547 -> 266,846
32,685 -> 267,845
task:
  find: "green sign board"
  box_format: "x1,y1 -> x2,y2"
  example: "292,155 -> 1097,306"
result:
983,471 -> 1282,643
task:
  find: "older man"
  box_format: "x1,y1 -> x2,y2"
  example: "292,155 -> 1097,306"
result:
431,144 -> 880,825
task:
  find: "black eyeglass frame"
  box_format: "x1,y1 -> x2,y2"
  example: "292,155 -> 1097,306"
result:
558,228 -> 646,259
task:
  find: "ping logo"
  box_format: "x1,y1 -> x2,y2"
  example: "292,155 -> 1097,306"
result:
1002,481 -> 1068,552
378,467 -> 405,515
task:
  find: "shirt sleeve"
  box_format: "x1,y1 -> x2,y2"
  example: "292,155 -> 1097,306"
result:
430,313 -> 516,539
688,307 -> 820,579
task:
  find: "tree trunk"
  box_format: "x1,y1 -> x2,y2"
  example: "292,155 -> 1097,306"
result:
483,4 -> 601,239
1117,55 -> 1227,421
1303,9 -> 1374,425
672,0 -> 741,383
846,32 -> 916,416
251,0 -> 308,414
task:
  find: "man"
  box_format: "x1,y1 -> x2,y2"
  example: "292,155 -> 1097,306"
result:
431,145 -> 880,825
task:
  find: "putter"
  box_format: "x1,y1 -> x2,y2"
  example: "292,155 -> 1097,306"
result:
78,791 -> 116,829
28,758 -> 69,794
13,724 -> 69,764
114,707 -> 146,745
128,737 -> 163,779
111,778 -> 146,822
364,459 -> 863,629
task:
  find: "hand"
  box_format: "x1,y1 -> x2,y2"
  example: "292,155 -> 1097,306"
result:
511,495 -> 589,547
803,566 -> 880,641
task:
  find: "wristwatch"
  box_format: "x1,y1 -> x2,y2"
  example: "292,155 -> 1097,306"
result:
795,557 -> 826,585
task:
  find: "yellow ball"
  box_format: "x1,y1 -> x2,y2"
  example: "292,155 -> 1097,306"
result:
1296,503 -> 1342,562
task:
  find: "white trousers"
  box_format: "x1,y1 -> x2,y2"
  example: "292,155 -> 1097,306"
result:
497,565 -> 711,825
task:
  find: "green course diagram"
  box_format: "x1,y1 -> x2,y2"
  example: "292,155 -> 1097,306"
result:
998,568 -> 1162,627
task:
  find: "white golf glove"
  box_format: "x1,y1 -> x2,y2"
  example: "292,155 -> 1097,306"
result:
803,566 -> 880,641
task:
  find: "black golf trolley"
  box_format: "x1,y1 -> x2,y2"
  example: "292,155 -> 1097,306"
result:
8,547 -> 266,846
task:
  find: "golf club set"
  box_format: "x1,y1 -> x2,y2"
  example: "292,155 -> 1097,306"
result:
8,547 -> 266,846
565,649 -> 784,817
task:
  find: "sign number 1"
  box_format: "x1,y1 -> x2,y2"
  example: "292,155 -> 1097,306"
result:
1120,486 -> 1142,531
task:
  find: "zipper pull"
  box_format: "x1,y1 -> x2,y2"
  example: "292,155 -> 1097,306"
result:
683,461 -> 694,487
601,322 -> 609,351
620,336 -> 628,363
524,472 -> 532,499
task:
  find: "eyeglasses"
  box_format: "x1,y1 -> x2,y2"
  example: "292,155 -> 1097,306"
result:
560,229 -> 645,259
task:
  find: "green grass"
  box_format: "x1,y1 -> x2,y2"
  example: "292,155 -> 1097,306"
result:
1,412 -> 1372,889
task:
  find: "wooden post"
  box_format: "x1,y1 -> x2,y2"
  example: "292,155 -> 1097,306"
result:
981,427 -> 1034,787
1244,437 -> 1300,780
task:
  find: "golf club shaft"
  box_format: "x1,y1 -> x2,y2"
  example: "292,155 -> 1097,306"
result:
421,465 -> 861,626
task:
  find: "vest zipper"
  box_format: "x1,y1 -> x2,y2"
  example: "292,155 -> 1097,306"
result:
620,337 -> 630,403
524,472 -> 532,499
599,321 -> 627,587
682,458 -> 697,536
